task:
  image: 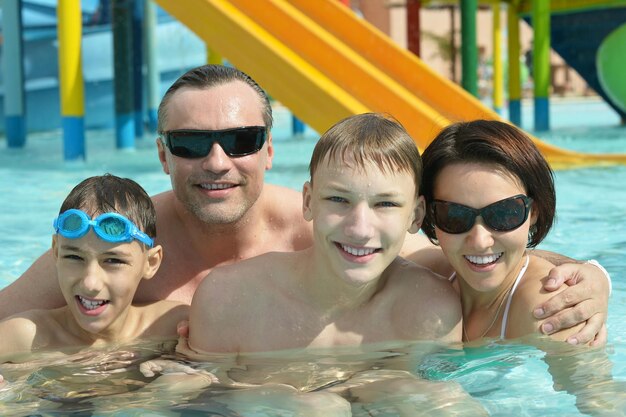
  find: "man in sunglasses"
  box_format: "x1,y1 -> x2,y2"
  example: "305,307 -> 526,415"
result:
0,65 -> 609,345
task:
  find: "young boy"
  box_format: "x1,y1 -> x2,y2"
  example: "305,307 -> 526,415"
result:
0,174 -> 188,366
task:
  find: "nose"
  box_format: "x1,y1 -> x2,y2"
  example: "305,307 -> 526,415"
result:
465,218 -> 494,250
344,203 -> 375,241
80,261 -> 105,294
200,142 -> 233,174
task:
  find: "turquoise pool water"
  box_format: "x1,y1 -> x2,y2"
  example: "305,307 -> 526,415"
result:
0,100 -> 625,415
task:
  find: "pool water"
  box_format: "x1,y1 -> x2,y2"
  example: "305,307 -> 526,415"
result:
0,101 -> 625,416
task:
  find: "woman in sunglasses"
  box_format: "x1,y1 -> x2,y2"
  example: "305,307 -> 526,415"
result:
420,120 -> 584,343
419,120 -> 626,415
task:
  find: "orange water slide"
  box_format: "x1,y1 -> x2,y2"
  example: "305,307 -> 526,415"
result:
154,0 -> 626,167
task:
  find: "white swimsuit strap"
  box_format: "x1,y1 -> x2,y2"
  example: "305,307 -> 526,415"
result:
500,256 -> 530,339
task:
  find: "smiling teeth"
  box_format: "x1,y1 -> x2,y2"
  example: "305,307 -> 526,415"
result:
465,253 -> 503,265
77,295 -> 107,310
341,244 -> 376,256
201,183 -> 233,190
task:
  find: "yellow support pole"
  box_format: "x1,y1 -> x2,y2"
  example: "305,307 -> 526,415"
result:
492,1 -> 503,114
58,0 -> 84,116
57,0 -> 85,160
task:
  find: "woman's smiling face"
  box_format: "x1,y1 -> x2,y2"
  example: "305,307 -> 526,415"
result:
433,162 -> 536,293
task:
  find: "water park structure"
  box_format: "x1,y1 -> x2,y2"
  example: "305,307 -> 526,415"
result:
2,0 -> 626,167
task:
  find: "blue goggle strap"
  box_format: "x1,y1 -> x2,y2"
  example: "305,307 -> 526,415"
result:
53,209 -> 154,248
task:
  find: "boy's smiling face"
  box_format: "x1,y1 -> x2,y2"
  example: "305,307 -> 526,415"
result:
53,230 -> 161,341
303,154 -> 424,287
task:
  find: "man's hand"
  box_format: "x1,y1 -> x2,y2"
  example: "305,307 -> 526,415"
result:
534,263 -> 609,346
177,320 -> 190,339
174,320 -> 218,362
140,359 -> 217,380
75,350 -> 138,374
139,359 -> 218,392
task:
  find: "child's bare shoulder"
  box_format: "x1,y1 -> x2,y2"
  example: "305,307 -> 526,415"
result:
137,301 -> 189,339
391,258 -> 455,293
196,251 -> 301,297
0,310 -> 53,356
388,259 -> 459,312
386,259 -> 461,340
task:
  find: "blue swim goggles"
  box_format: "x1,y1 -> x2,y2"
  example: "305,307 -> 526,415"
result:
53,209 -> 154,247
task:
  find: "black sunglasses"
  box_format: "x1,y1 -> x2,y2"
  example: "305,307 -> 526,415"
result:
431,194 -> 533,234
161,126 -> 267,158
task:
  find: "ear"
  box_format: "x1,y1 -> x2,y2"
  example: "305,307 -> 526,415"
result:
408,196 -> 426,234
529,200 -> 539,226
302,181 -> 313,222
142,245 -> 163,281
52,235 -> 59,260
157,138 -> 170,175
264,133 -> 274,170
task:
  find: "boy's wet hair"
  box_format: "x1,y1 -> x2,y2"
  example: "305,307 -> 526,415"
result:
157,64 -> 273,133
59,174 -> 157,239
420,119 -> 555,248
309,113 -> 422,193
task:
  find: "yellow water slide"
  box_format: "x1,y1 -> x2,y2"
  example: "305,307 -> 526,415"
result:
153,0 -> 626,167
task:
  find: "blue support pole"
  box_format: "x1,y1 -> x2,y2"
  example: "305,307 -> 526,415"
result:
144,0 -> 160,132
112,0 -> 135,149
132,0 -> 145,138
2,0 -> 27,148
292,116 -> 305,136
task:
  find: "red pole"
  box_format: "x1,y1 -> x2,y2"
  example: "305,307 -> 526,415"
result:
407,0 -> 421,57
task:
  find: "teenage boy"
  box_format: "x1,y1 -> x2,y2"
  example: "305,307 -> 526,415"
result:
188,113 -> 461,352
169,113 -> 487,415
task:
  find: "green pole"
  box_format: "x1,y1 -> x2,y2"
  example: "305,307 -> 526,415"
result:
507,3 -> 522,126
461,0 -> 478,96
532,0 -> 550,131
492,2 -> 503,114
207,47 -> 223,65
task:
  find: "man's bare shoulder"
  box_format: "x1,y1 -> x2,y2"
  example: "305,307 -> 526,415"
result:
260,185 -> 312,249
0,250 -> 63,318
136,300 -> 189,339
151,189 -> 174,206
263,183 -> 302,198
